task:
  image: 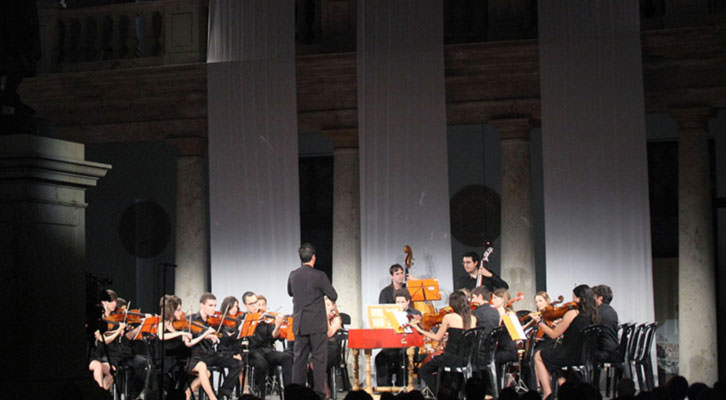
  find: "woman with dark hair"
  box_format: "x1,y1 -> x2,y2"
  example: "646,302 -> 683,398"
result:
531,284 -> 600,398
412,291 -> 477,393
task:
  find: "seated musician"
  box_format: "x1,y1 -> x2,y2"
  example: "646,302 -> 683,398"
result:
379,264 -> 407,304
471,286 -> 499,336
490,289 -> 520,389
217,296 -> 243,360
325,296 -> 343,371
412,291 -> 477,393
531,284 -> 600,398
88,289 -> 122,391
243,291 -> 292,398
374,288 -> 422,387
455,251 -> 509,292
592,284 -> 619,362
115,297 -> 153,399
187,293 -> 244,400
157,295 -> 193,395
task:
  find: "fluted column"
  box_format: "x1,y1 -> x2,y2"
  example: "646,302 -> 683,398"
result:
491,117 -> 535,309
167,137 -> 208,310
326,129 -> 362,328
671,106 -> 718,384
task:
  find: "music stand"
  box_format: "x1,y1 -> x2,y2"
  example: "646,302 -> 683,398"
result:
406,278 -> 441,302
237,313 -> 261,339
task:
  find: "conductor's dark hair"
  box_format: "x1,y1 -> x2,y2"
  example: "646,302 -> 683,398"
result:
299,242 -> 316,263
462,251 -> 480,264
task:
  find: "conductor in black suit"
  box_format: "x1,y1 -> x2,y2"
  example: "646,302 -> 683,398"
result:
287,243 -> 338,398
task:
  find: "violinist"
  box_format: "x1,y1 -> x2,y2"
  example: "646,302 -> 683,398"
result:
156,295 -> 193,394
531,284 -> 600,398
471,286 -> 499,337
114,297 -> 153,399
491,289 -> 519,384
379,264 -> 406,304
243,291 -> 292,398
592,284 -> 619,363
88,289 -> 121,391
455,251 -> 508,292
375,288 -> 422,387
187,293 -> 243,400
412,291 -> 477,393
216,296 -> 243,359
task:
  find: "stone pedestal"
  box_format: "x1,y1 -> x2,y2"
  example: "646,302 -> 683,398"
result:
491,117 -> 535,309
0,134 -> 110,399
168,137 -> 208,310
326,129 -> 362,328
672,107 -> 718,384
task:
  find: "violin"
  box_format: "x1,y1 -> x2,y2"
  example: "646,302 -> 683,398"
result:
534,300 -> 579,339
206,311 -> 243,328
540,301 -> 578,322
420,306 -> 453,331
171,312 -> 222,337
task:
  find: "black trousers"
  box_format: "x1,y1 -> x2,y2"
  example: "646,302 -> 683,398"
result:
248,347 -> 293,388
205,352 -> 244,397
418,353 -> 466,393
292,331 -> 328,396
375,348 -> 406,387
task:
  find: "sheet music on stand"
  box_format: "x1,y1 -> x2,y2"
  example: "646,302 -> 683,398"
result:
237,312 -> 261,339
407,278 -> 441,302
501,312 -> 527,341
366,304 -> 411,333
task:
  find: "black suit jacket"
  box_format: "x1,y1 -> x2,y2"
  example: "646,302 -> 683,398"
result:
287,264 -> 338,335
598,303 -> 620,355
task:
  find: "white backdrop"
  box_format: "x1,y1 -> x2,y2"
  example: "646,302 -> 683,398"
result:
357,0 -> 453,325
538,0 -> 654,324
207,0 -> 300,311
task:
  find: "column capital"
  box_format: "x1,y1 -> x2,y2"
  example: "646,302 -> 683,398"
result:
489,116 -> 533,140
668,106 -> 713,132
322,128 -> 358,149
165,136 -> 207,156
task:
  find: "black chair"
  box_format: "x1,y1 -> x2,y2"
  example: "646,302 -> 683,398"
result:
599,322 -> 635,397
328,327 -> 352,399
470,326 -> 503,398
625,323 -> 644,380
112,364 -> 133,400
551,324 -> 602,398
632,322 -> 657,392
434,328 -> 479,399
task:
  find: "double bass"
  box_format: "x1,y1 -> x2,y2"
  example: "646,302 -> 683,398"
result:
475,241 -> 495,288
403,245 -> 436,316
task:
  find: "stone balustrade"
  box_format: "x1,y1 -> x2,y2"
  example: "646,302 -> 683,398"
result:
37,0 -> 208,73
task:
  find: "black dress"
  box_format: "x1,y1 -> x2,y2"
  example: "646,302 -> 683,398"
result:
418,328 -> 471,392
539,313 -> 590,372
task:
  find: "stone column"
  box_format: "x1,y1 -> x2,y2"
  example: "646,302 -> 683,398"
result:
0,134 -> 110,398
490,117 -> 536,309
671,107 -> 718,384
325,129 -> 362,328
167,137 -> 208,310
